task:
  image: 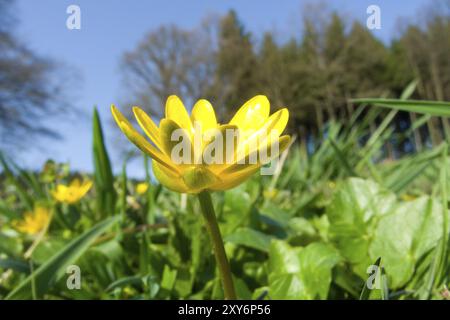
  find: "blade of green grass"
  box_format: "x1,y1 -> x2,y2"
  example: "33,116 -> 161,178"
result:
356,110 -> 397,171
436,143 -> 449,287
359,257 -> 382,300
399,79 -> 418,100
351,99 -> 450,117
93,107 -> 116,219
404,114 -> 431,137
384,146 -> 443,193
120,160 -> 127,225
328,138 -> 357,176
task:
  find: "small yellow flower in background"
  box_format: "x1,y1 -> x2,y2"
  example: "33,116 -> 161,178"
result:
112,95 -> 290,194
13,206 -> 51,235
52,178 -> 93,204
263,188 -> 279,200
401,194 -> 417,201
136,182 -> 149,195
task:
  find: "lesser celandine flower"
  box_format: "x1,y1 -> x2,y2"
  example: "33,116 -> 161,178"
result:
136,182 -> 149,195
52,178 -> 93,204
13,206 -> 51,235
111,95 -> 290,194
111,95 -> 290,299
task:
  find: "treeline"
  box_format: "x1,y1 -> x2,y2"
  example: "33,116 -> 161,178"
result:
121,3 -> 450,152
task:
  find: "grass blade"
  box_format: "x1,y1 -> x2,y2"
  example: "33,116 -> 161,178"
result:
93,107 -> 116,218
359,257 -> 382,300
351,99 -> 450,117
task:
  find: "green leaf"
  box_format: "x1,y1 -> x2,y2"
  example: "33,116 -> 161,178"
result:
220,186 -> 256,235
31,239 -> 66,265
268,241 -> 340,299
0,258 -> 30,274
233,276 -> 252,299
225,227 -> 273,252
0,232 -> 23,257
351,99 -> 450,117
160,265 -> 177,294
370,196 -> 446,288
93,107 -> 116,218
6,216 -> 119,299
327,178 -> 396,277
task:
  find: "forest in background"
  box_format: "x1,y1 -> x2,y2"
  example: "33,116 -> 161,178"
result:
120,1 -> 450,157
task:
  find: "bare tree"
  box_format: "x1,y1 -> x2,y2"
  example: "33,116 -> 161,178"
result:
120,19 -> 218,117
0,0 -> 69,150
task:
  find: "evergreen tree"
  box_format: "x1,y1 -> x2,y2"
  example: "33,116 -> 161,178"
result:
342,21 -> 389,98
212,10 -> 259,118
258,33 -> 285,107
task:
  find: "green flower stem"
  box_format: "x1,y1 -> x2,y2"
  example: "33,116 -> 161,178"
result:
198,191 -> 236,300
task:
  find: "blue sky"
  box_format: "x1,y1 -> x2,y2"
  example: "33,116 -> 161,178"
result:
14,0 -> 429,177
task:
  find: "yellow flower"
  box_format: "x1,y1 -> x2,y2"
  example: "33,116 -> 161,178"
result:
401,194 -> 417,201
136,182 -> 149,194
112,95 -> 290,194
263,188 -> 279,200
13,206 -> 51,235
52,178 -> 93,204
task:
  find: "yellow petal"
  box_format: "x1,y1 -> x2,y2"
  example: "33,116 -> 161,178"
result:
13,207 -> 51,235
165,95 -> 193,133
268,108 -> 289,138
70,178 -> 81,187
52,185 -> 67,202
111,105 -> 180,174
191,99 -> 217,132
210,166 -> 260,191
203,124 -> 239,172
221,135 -> 291,175
152,160 -> 188,193
80,180 -> 93,196
236,108 -> 288,157
160,118 -> 193,164
229,95 -> 270,132
133,107 -> 162,150
51,191 -> 63,203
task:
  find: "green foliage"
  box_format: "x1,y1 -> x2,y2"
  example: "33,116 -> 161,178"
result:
370,196 -> 444,288
93,108 -> 117,218
1,101 -> 449,300
268,241 -> 340,299
6,217 -> 118,299
225,228 -> 273,253
327,178 -> 396,277
0,0 -> 448,301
